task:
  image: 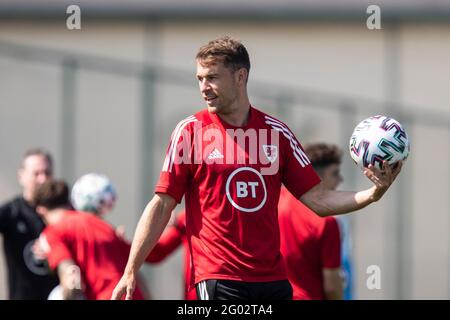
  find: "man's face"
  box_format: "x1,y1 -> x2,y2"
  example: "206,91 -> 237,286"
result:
196,60 -> 240,115
18,155 -> 53,200
318,163 -> 343,191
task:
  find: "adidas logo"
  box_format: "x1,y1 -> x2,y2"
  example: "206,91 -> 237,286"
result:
207,148 -> 224,160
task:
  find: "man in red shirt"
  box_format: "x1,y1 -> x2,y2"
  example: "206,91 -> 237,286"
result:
33,180 -> 153,300
112,36 -> 403,300
279,143 -> 344,300
147,210 -> 197,300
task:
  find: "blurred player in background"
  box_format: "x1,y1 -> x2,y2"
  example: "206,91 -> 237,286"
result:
34,179 -> 156,300
46,173 -> 152,299
112,36 -> 402,300
278,143 -> 344,300
148,210 -> 196,300
0,148 -> 58,299
69,173 -> 151,299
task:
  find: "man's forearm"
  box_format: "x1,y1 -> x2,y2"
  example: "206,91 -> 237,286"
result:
301,186 -> 376,217
300,160 -> 402,217
57,260 -> 86,300
124,194 -> 175,275
324,284 -> 344,300
323,268 -> 344,300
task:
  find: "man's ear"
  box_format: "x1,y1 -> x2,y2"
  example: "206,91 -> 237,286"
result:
35,205 -> 47,216
237,68 -> 248,84
17,168 -> 25,187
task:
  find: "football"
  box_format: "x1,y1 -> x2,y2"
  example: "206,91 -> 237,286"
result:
349,115 -> 410,170
71,173 -> 117,214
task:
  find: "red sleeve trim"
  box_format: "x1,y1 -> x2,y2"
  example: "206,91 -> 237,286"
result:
155,186 -> 183,204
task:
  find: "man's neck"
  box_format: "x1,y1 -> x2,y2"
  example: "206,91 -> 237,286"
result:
45,208 -> 70,225
217,102 -> 251,127
22,191 -> 33,204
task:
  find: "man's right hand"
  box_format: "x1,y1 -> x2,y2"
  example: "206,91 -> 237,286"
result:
111,273 -> 137,300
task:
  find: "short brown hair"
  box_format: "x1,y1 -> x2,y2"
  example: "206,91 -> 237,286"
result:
21,148 -> 53,169
196,36 -> 251,74
33,180 -> 70,210
304,143 -> 342,170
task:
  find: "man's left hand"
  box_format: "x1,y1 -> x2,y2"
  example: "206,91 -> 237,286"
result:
364,160 -> 403,202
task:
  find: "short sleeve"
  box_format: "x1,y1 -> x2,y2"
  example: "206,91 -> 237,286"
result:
321,217 -> 342,269
40,228 -> 73,271
155,117 -> 197,203
279,125 -> 320,199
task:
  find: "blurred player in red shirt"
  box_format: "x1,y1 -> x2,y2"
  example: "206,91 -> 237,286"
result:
148,210 -> 197,299
112,37 -> 402,300
279,143 -> 344,300
33,180 -> 155,300
68,173 -> 152,299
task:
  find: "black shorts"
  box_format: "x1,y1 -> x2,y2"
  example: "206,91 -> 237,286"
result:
196,279 -> 292,300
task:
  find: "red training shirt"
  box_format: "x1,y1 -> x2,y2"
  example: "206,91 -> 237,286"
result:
155,106 -> 320,287
40,210 -> 145,300
278,187 -> 341,300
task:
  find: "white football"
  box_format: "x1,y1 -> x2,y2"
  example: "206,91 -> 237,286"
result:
349,115 -> 410,170
71,173 -> 117,214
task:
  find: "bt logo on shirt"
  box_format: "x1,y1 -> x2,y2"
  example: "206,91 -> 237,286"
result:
226,167 -> 267,213
236,181 -> 259,198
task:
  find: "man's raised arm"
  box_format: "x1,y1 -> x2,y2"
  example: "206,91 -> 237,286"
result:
301,161 -> 403,217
